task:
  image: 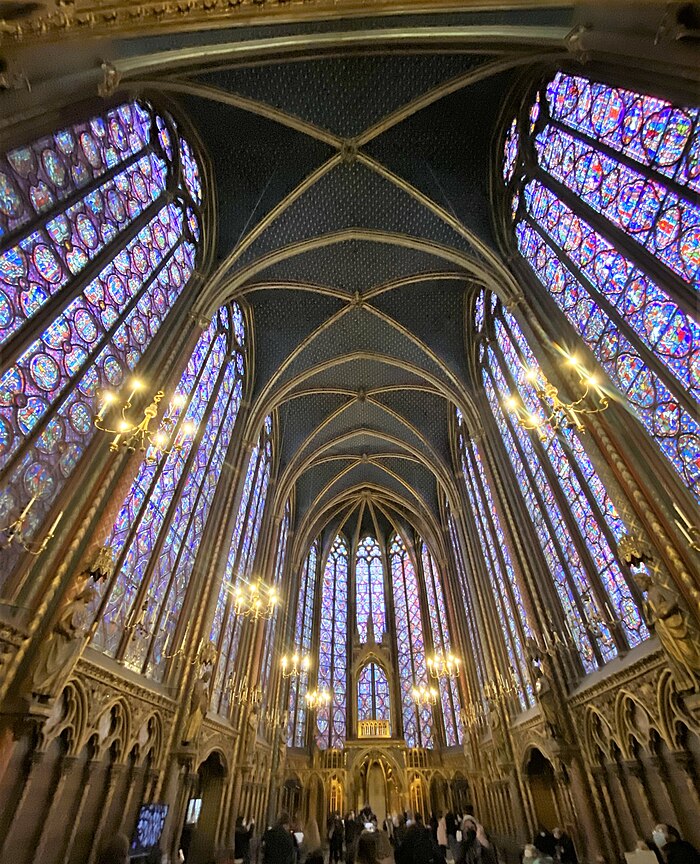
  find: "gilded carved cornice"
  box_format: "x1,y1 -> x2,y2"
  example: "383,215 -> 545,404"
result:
77,654 -> 177,714
1,0 -> 570,46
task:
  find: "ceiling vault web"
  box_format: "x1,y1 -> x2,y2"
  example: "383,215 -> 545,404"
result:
137,45 -> 542,550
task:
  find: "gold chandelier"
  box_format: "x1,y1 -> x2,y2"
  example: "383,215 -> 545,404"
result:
280,651 -> 311,679
505,356 -> 608,440
427,651 -> 461,680
411,683 -> 439,707
305,688 -> 332,710
93,379 -> 195,462
225,577 -> 279,620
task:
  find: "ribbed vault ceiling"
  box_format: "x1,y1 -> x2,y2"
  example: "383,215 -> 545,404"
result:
165,47 -> 539,549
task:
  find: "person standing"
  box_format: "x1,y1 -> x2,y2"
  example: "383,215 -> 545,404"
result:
330,813 -> 345,863
235,817 -> 255,864
263,812 -> 296,864
552,828 -> 576,864
652,824 -> 700,864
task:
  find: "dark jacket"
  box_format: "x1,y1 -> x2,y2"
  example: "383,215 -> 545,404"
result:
666,840 -> 700,864
236,824 -> 254,860
263,825 -> 296,864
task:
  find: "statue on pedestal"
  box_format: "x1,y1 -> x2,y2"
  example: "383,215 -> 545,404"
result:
182,642 -> 217,747
28,571 -> 96,703
526,637 -> 563,739
635,571 -> 700,693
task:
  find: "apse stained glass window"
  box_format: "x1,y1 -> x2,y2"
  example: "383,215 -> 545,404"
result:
454,409 -> 533,710
504,71 -> 700,502
261,500 -> 291,702
0,102 -> 203,596
357,662 -> 391,726
90,305 -> 245,680
316,535 -> 348,750
288,539 -> 319,747
477,292 -> 648,672
421,543 -> 462,746
210,416 -> 273,715
390,533 -> 433,749
356,535 -> 386,643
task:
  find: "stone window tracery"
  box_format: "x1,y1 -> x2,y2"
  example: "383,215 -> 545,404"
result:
0,101 -> 203,595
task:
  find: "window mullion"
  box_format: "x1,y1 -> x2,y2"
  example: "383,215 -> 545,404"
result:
493,334 -> 625,655
0,234 -> 184,485
482,360 -> 604,667
143,359 -> 240,676
547,115 -> 700,208
1,193 -> 171,379
114,332 -> 222,662
523,213 -> 698,421
532,166 -> 697,318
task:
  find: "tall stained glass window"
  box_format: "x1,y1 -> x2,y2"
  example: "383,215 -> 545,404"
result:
210,416 -> 273,716
0,102 -> 203,595
316,535 -> 348,749
390,533 -> 433,748
446,507 -> 487,695
90,305 -> 245,680
261,500 -> 291,703
504,72 -> 700,502
421,543 -> 463,746
454,410 -> 533,710
288,539 -> 318,747
355,535 -> 386,642
477,291 -> 648,672
357,662 -> 391,725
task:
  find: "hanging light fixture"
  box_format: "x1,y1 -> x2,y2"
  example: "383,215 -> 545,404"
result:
0,484 -> 63,556
305,688 -> 332,710
411,683 -> 439,707
93,379 -> 196,463
427,652 -> 461,680
280,651 -> 311,679
225,577 -> 279,620
505,355 -> 608,440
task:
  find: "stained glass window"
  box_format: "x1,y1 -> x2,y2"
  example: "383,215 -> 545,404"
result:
355,535 -> 386,643
210,416 -> 273,716
504,71 -> 700,502
90,305 -> 245,680
0,102 -> 203,595
316,535 -> 348,750
446,508 -> 487,695
357,662 -> 391,725
390,533 -> 433,748
454,410 -> 533,710
476,290 -> 648,672
288,538 -> 318,747
421,543 -> 463,746
261,500 -> 291,704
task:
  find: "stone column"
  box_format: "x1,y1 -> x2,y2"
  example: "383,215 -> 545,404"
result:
62,760 -> 98,864
0,750 -> 44,860
32,754 -> 73,864
672,750 -> 700,813
610,761 -> 644,839
624,760 -> 659,826
589,765 -> 625,857
88,762 -> 126,864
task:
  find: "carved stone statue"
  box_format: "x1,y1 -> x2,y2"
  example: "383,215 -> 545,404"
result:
28,572 -> 96,703
635,571 -> 700,693
182,665 -> 212,746
488,699 -> 507,763
526,638 -> 563,739
245,704 -> 259,758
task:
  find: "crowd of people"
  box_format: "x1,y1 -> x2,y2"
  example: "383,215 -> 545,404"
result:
259,807 -> 498,864
256,811 -> 700,864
